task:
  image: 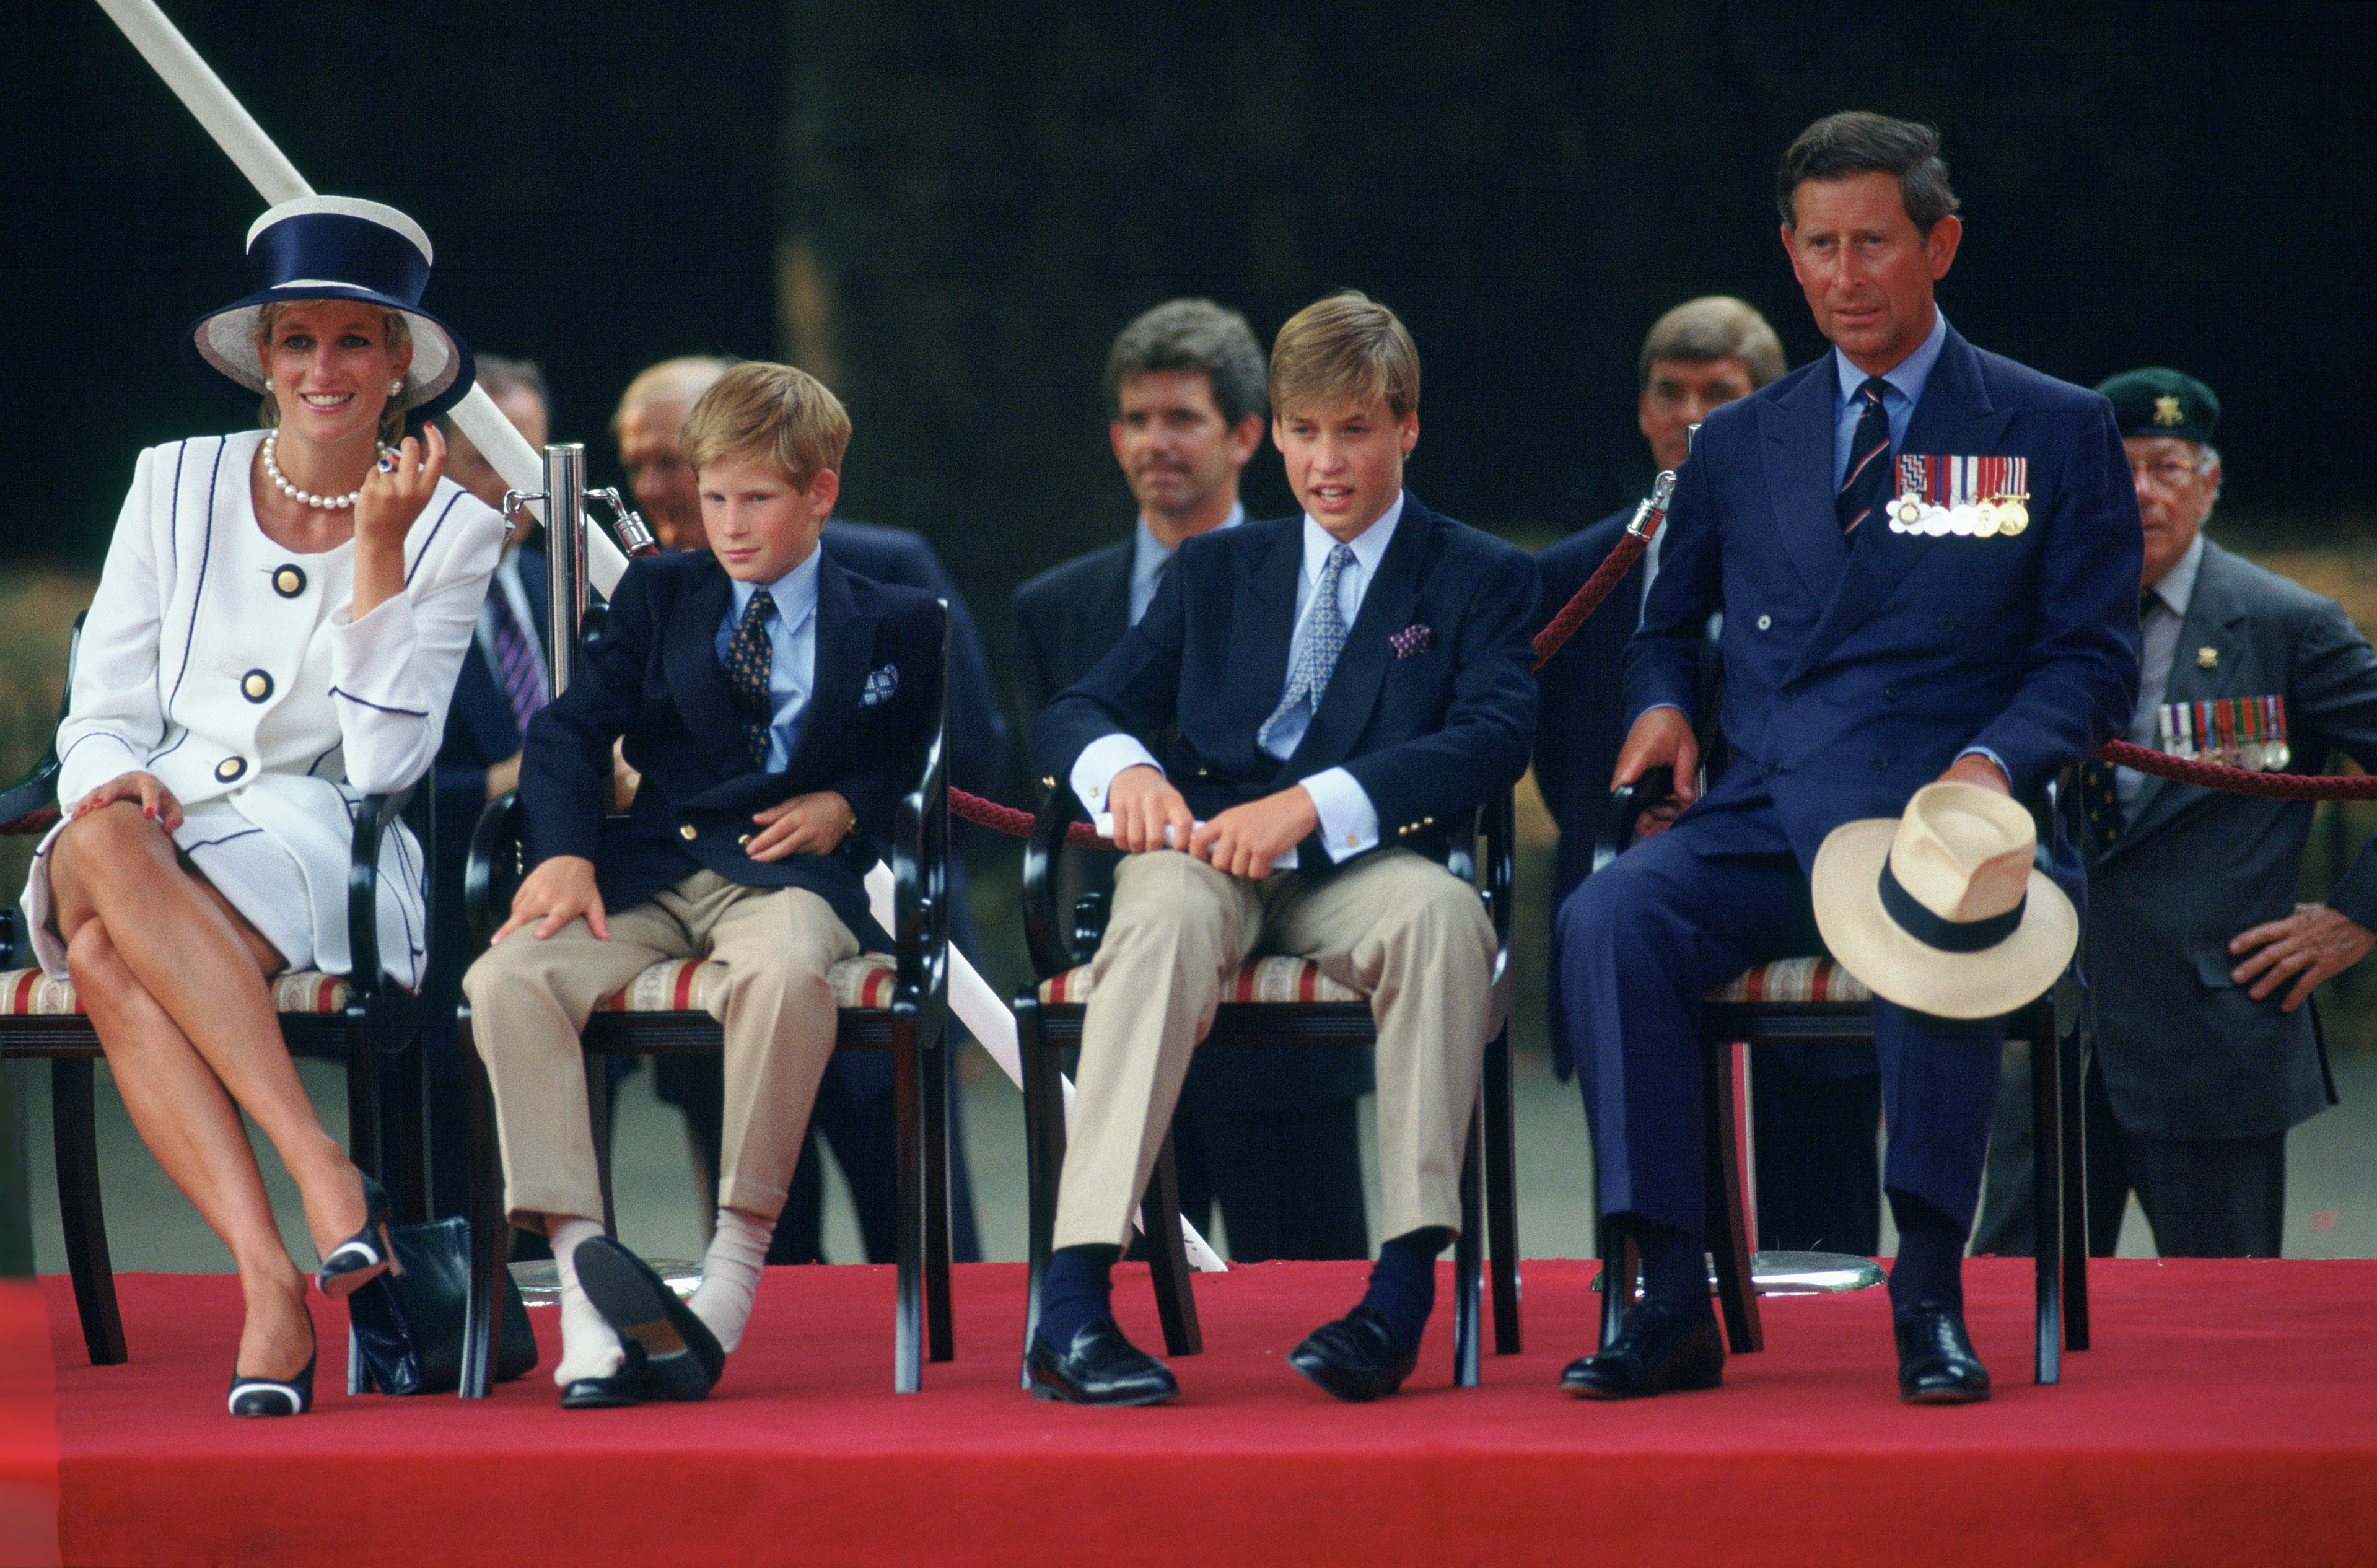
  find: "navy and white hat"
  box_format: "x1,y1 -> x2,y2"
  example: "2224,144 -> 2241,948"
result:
184,196 -> 475,424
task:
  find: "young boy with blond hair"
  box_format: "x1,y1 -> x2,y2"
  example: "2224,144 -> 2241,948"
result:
1027,292 -> 1539,1404
466,361 -> 942,1407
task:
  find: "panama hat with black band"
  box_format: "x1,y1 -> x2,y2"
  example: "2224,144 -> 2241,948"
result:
183,195 -> 475,426
1811,782 -> 2077,1020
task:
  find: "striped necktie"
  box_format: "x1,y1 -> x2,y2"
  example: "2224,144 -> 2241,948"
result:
724,590 -> 777,768
1258,542 -> 1356,752
1838,376 -> 1893,535
488,590 -> 547,738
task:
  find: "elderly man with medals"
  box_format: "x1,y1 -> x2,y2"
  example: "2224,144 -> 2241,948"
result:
1554,113 -> 2141,1404
1975,369 -> 2377,1261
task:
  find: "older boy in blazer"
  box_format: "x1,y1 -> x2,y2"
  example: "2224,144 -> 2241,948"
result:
1027,292 -> 1538,1406
467,362 -> 943,1407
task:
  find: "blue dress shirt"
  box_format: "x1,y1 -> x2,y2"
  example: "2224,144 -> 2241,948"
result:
711,546 -> 821,773
1129,504 -> 1243,627
1831,307 -> 1949,489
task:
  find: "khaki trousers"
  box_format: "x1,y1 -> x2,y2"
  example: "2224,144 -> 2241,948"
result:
464,870 -> 858,1229
1051,848 -> 1495,1251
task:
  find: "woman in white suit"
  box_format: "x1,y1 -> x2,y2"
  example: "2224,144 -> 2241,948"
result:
23,197 -> 506,1414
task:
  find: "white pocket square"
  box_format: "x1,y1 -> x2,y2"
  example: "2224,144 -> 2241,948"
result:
860,664 -> 900,707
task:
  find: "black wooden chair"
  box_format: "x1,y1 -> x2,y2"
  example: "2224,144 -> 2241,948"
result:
1590,764 -> 2090,1383
455,615 -> 956,1395
0,616 -> 433,1367
1013,785 -> 1523,1388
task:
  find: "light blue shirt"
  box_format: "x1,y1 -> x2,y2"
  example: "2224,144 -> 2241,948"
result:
1831,307 -> 1949,490
1129,504 -> 1243,626
711,548 -> 821,773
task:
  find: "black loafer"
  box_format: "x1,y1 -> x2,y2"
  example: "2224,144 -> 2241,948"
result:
1561,1298 -> 1725,1399
573,1236 -> 725,1402
559,1346 -> 655,1409
1289,1305 -> 1419,1403
1894,1300 -> 1990,1404
1026,1319 -> 1178,1406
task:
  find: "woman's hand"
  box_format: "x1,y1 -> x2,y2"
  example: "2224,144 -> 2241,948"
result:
746,791 -> 857,862
68,771 -> 182,833
352,425 -> 447,620
492,854 -> 610,943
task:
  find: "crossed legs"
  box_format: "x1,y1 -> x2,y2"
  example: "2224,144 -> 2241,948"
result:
45,801 -> 370,1383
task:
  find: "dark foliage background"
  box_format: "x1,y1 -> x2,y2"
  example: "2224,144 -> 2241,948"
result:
7,0 -> 2376,743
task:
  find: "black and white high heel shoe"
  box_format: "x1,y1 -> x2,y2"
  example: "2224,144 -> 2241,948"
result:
315,1172 -> 401,1299
229,1354 -> 315,1417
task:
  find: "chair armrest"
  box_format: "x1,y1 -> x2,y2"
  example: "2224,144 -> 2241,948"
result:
0,751 -> 59,831
346,786 -> 417,1004
1481,787 -> 1516,983
1021,781 -> 1087,981
1592,765 -> 1673,875
464,791 -> 525,953
890,614 -> 952,1035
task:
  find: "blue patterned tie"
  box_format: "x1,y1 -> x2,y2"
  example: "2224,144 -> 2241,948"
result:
724,589 -> 776,768
1259,542 -> 1356,751
1838,376 -> 1893,534
487,590 -> 547,738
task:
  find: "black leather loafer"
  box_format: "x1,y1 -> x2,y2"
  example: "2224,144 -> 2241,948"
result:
574,1236 -> 725,1402
1289,1305 -> 1419,1403
1026,1320 -> 1179,1406
1561,1298 -> 1725,1399
1894,1300 -> 1990,1404
559,1346 -> 655,1409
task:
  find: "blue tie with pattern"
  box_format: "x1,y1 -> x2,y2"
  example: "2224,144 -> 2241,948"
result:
724,589 -> 776,768
1839,375 -> 1893,535
1258,542 -> 1356,752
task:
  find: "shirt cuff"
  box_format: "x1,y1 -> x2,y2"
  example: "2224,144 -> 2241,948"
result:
1070,733 -> 1162,818
1955,745 -> 2013,787
1299,766 -> 1378,864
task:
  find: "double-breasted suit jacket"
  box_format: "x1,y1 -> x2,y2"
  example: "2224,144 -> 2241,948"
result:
1565,325 -> 2143,1235
2085,540 -> 2377,1141
30,431 -> 505,988
520,546 -> 943,946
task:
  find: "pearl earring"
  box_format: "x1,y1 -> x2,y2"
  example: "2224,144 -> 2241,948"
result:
264,377 -> 274,390
388,379 -> 403,396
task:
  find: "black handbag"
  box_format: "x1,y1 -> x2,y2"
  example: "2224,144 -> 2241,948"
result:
346,1216 -> 538,1395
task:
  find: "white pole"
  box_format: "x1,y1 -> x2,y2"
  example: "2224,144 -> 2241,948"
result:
99,0 -> 1220,1272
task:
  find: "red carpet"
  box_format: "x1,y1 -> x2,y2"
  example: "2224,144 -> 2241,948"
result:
3,1282 -> 61,1568
38,1258 -> 2377,1567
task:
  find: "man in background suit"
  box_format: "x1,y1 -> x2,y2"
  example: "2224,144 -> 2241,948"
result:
1013,299 -> 1372,1261
426,356 -> 556,1220
613,356 -> 1000,1264
1537,300 -> 1880,1256
1558,113 -> 2140,1403
1974,369 -> 2377,1259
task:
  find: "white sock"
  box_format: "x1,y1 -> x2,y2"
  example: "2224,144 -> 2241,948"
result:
549,1216 -> 625,1386
689,1206 -> 772,1354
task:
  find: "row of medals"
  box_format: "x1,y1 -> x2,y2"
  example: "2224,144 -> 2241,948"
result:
1888,491 -> 2030,537
2157,701 -> 2292,773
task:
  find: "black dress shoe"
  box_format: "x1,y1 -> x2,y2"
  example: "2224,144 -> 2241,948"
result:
1894,1300 -> 1990,1404
1025,1320 -> 1178,1406
1289,1306 -> 1419,1403
560,1344 -> 656,1409
573,1236 -> 725,1402
228,1355 -> 315,1417
1561,1298 -> 1724,1399
315,1172 -> 398,1300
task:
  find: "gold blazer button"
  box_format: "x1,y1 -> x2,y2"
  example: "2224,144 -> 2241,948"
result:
679,823 -> 698,841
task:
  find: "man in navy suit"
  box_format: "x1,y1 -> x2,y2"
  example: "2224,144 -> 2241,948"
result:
470,362 -> 947,1405
1014,299 -> 1373,1263
613,356 -> 998,1264
1027,293 -> 1536,1406
1557,113 -> 2140,1403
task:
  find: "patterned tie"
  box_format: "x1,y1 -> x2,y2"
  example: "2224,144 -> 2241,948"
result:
2078,592 -> 2160,856
724,589 -> 777,768
488,590 -> 547,738
1838,376 -> 1894,535
1258,542 -> 1356,752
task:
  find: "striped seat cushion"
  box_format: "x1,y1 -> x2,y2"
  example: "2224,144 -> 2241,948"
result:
595,954 -> 901,1014
1039,953 -> 1365,1007
1704,957 -> 1871,1005
0,968 -> 352,1017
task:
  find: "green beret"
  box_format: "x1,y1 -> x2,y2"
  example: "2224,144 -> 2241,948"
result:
2096,367 -> 2220,443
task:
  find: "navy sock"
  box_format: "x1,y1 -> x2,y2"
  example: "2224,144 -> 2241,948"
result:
1358,1227 -> 1451,1356
1035,1244 -> 1119,1351
1886,1191 -> 1967,1315
1624,1216 -> 1714,1314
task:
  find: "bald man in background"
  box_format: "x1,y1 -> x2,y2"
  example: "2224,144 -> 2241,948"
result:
612,357 -> 1002,1265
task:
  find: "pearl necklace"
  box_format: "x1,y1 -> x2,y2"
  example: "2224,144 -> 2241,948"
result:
261,432 -> 390,510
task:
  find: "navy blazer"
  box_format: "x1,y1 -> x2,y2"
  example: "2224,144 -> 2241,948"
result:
521,546 -> 943,941
433,546 -> 549,865
1012,537 -> 1132,719
821,519 -> 1007,799
1629,326 -> 2142,863
1036,494 -> 1539,867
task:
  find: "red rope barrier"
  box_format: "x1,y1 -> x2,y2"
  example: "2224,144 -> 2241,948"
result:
0,809 -> 56,837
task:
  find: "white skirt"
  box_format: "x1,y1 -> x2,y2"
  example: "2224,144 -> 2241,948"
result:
24,799 -> 321,981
